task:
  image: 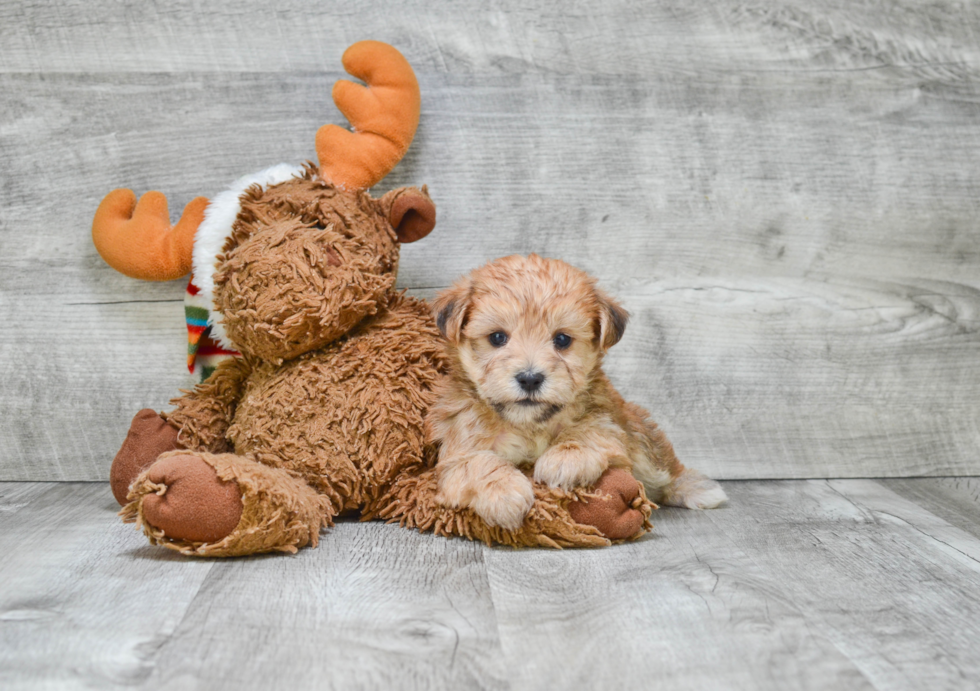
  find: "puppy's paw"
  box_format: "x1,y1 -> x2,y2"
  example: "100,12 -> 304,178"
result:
470,469 -> 535,531
534,442 -> 607,490
662,468 -> 728,509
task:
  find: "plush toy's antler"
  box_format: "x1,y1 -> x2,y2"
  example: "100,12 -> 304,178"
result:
92,41 -> 417,279
92,189 -> 208,281
316,41 -> 421,190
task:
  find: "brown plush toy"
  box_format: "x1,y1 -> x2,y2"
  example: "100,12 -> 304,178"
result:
93,41 -> 652,556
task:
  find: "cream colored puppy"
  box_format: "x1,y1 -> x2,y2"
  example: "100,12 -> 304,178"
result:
427,254 -> 726,530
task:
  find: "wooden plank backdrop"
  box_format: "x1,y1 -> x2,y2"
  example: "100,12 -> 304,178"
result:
1,0 -> 979,481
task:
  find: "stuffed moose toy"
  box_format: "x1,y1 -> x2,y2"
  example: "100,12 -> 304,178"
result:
92,40 -> 651,556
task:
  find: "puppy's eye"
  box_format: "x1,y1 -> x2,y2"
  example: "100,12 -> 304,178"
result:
488,331 -> 509,347
553,333 -> 572,350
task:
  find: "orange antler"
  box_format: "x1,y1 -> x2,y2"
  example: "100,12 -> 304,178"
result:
92,189 -> 208,281
316,41 -> 421,190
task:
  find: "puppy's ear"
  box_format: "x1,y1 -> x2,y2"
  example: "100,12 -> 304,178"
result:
432,279 -> 471,344
596,289 -> 629,350
378,186 -> 436,243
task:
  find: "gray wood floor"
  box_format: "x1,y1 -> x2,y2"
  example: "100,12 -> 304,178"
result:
3,478 -> 979,690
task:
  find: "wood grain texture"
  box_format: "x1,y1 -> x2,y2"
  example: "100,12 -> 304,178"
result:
0,482 -> 216,688
484,479 -> 980,690
5,479 -> 980,689
485,514 -> 874,690
139,523 -> 507,691
880,477 -> 980,540
3,0 -> 980,78
715,480 -> 980,690
0,482 -> 507,691
2,1 -> 979,480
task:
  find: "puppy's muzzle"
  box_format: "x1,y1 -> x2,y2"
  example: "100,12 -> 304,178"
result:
515,369 -> 545,393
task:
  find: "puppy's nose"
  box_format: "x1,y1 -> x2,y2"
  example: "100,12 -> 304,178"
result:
515,370 -> 545,393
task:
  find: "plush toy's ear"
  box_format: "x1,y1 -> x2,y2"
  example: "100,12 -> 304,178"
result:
432,278 -> 472,345
379,186 -> 436,243
596,289 -> 629,351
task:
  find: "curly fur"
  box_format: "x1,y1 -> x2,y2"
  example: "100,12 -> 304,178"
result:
126,177 -> 623,556
215,165 -> 400,361
426,255 -> 726,529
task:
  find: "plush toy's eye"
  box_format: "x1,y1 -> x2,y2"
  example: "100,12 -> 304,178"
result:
488,331 -> 509,347
553,333 -> 572,350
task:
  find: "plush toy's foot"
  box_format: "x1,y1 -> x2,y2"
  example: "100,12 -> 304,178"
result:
121,452 -> 335,557
110,409 -> 183,505
140,454 -> 243,543
376,467 -> 652,548
567,468 -> 652,540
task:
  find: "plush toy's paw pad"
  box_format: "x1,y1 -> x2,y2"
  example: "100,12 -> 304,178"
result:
110,409 -> 183,506
567,468 -> 646,540
141,454 -> 243,543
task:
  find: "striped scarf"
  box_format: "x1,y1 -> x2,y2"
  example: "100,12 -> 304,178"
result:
185,275 -> 239,381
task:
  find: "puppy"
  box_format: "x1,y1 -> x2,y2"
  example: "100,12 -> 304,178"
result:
426,254 -> 726,531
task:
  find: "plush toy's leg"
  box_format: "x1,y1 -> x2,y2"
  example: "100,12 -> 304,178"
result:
110,409 -> 183,505
120,451 -> 335,557
376,467 -> 652,548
